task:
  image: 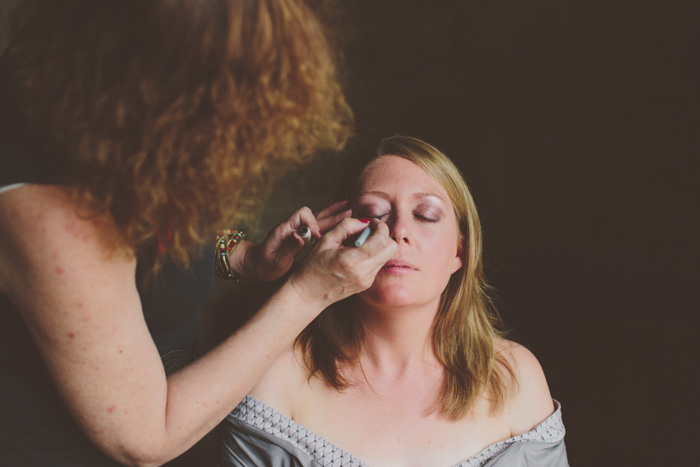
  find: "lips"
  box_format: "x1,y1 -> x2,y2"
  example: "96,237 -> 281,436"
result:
381,259 -> 417,271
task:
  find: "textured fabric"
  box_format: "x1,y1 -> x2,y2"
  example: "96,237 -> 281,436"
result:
0,50 -> 215,466
220,395 -> 568,467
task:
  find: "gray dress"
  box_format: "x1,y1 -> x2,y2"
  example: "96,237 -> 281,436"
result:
220,396 -> 569,467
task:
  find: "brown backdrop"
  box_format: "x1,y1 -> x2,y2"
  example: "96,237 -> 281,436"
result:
254,2 -> 699,465
2,1 -> 699,466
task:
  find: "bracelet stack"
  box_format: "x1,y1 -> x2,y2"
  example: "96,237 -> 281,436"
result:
214,229 -> 245,280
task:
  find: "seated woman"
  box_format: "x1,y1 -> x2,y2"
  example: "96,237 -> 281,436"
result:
220,136 -> 568,467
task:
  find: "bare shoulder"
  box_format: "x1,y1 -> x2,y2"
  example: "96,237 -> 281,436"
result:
495,338 -> 555,436
0,184 -> 124,244
0,183 -> 86,224
0,184 -> 173,456
249,344 -> 308,415
0,184 -> 133,294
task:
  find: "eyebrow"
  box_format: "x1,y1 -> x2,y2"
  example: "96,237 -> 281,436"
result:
357,191 -> 448,203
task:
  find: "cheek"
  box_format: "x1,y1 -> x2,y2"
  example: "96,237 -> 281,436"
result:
423,229 -> 460,268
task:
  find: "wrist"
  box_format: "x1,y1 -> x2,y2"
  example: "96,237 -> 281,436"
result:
285,274 -> 332,317
228,239 -> 253,280
214,230 -> 246,280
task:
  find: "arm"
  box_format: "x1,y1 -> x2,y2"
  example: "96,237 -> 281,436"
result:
0,185 -> 395,466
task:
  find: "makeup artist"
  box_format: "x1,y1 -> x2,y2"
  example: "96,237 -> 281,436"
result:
0,1 -> 397,466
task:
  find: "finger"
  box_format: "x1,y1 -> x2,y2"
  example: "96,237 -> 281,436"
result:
356,221 -> 397,260
335,222 -> 396,292
315,199 -> 348,220
278,231 -> 306,258
295,207 -> 321,238
316,208 -> 352,234
281,206 -> 319,238
321,217 -> 372,245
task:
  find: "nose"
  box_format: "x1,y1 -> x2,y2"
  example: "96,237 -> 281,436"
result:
387,213 -> 411,245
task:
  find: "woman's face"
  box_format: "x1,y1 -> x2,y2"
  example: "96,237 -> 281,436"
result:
353,155 -> 463,310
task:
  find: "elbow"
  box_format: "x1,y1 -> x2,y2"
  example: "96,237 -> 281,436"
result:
100,438 -> 174,467
111,450 -> 170,467
122,455 -> 168,467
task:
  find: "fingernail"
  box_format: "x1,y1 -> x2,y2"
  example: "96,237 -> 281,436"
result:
359,218 -> 371,223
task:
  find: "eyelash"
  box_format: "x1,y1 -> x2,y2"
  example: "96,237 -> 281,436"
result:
359,211 -> 439,223
416,214 -> 439,222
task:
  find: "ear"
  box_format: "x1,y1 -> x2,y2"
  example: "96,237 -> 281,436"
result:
452,245 -> 464,274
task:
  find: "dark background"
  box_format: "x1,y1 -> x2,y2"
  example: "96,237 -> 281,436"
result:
349,2 -> 698,465
2,1 -> 699,466
250,2 -> 699,465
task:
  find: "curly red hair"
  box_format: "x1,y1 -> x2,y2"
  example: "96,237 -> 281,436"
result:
6,0 -> 352,271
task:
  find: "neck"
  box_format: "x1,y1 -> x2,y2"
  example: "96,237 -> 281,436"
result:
352,298 -> 440,373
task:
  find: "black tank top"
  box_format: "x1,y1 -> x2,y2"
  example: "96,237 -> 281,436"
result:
0,51 -> 215,466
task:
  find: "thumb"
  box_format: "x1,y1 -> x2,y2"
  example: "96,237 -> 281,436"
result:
277,231 -> 305,258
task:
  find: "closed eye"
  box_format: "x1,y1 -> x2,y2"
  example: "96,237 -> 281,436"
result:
414,213 -> 439,222
355,210 -> 389,220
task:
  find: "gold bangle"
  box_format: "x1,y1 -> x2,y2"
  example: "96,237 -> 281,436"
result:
214,229 -> 245,280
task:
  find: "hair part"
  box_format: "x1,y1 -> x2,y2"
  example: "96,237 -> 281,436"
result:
296,135 -> 515,419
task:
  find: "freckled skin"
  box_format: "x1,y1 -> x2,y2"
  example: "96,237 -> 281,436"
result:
0,183 -> 398,465
62,222 -> 82,238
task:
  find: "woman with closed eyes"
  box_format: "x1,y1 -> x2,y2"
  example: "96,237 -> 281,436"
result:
220,136 -> 569,467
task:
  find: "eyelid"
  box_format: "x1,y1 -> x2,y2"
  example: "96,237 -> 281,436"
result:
415,206 -> 441,219
415,213 -> 440,222
355,201 -> 389,217
357,202 -> 442,221
355,209 -> 387,220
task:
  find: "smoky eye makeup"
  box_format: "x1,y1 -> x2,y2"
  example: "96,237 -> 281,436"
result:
414,204 -> 443,222
354,195 -> 389,219
354,193 -> 448,222
355,205 -> 389,219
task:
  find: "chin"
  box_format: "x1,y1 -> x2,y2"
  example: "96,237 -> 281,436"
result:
357,285 -> 416,308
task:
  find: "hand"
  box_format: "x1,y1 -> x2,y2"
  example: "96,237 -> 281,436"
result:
232,201 -> 352,282
232,206 -> 321,282
288,218 -> 398,310
314,199 -> 352,234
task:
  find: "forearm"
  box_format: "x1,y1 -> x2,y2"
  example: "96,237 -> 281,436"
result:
1,188 -> 392,466
113,281 -> 318,465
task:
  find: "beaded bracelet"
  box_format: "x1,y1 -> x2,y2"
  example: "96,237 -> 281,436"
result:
214,229 -> 245,280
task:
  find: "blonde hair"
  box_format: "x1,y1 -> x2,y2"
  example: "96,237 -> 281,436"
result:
5,0 -> 352,272
296,135 -> 514,419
